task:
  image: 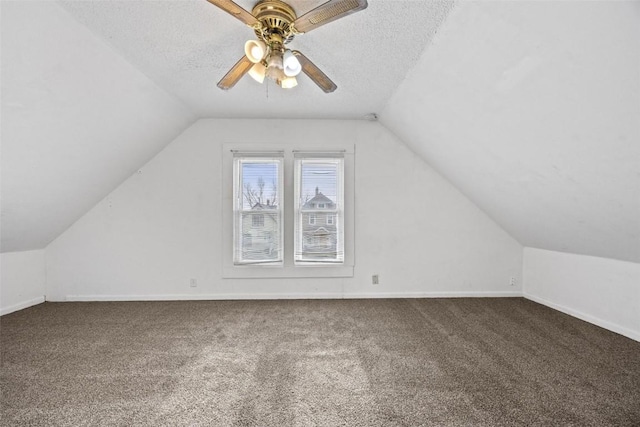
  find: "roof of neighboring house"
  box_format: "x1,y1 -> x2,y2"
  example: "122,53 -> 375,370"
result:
303,188 -> 335,209
251,202 -> 278,210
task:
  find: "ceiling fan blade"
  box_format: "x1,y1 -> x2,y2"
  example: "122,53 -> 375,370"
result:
292,51 -> 337,93
292,0 -> 367,34
217,55 -> 253,90
205,0 -> 261,28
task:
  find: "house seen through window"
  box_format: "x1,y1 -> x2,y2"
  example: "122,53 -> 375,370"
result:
233,157 -> 283,264
295,158 -> 344,264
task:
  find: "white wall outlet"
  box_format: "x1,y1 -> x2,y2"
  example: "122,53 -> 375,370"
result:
190,278 -> 197,288
372,274 -> 379,285
509,276 -> 516,287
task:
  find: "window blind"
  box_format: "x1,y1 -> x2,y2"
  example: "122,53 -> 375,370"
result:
233,154 -> 284,265
294,155 -> 344,264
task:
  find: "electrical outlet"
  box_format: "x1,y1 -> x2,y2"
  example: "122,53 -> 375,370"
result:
509,277 -> 516,287
372,274 -> 379,285
190,278 -> 197,288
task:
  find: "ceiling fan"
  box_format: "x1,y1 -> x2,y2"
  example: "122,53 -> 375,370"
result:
206,0 -> 368,92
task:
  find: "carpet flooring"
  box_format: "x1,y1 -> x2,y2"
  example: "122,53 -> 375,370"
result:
1,298 -> 639,426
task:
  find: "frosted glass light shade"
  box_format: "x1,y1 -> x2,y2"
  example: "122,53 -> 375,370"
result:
267,52 -> 283,70
283,50 -> 301,77
244,40 -> 266,63
266,66 -> 285,81
266,52 -> 285,81
248,62 -> 266,83
279,76 -> 298,89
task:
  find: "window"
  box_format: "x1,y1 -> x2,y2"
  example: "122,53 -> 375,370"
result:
252,214 -> 264,228
233,155 -> 283,265
222,144 -> 354,279
294,156 -> 344,264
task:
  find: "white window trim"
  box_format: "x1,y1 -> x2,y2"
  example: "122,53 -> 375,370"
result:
233,155 -> 284,266
222,143 -> 355,279
294,156 -> 344,265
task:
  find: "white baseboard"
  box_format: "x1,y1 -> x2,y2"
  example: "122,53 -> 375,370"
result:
64,293 -> 345,301
0,296 -> 46,316
62,290 -> 522,302
524,293 -> 640,342
345,291 -> 523,298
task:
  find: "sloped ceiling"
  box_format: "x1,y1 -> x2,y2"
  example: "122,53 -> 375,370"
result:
381,1 -> 640,263
2,0 -> 638,264
1,1 -> 196,252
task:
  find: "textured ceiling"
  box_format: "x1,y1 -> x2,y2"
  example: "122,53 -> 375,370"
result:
57,0 -> 456,119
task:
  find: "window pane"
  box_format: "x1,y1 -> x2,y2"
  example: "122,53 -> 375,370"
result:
234,157 -> 282,264
252,214 -> 264,228
241,162 -> 279,210
239,212 -> 280,261
295,158 -> 344,263
300,163 -> 338,207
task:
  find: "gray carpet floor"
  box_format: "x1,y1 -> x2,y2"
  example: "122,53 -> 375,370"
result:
1,298 -> 639,426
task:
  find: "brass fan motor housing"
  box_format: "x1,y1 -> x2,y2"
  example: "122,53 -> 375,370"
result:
252,0 -> 297,44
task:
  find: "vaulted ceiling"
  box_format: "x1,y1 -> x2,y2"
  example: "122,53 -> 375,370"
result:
381,1 -> 639,263
1,1 -> 638,263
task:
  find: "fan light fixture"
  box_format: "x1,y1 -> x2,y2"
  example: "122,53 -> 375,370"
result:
283,50 -> 301,77
209,0 -> 368,92
244,40 -> 266,63
267,49 -> 284,71
248,62 -> 266,83
279,76 -> 298,89
246,45 -> 301,88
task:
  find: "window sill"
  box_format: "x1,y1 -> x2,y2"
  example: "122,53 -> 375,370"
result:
222,264 -> 354,279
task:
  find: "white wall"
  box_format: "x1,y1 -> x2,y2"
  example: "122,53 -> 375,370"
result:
45,119 -> 523,300
0,250 -> 46,315
524,248 -> 640,341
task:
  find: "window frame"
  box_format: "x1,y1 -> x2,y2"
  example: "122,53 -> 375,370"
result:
294,156 -> 344,265
222,144 -> 355,279
232,155 -> 284,266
